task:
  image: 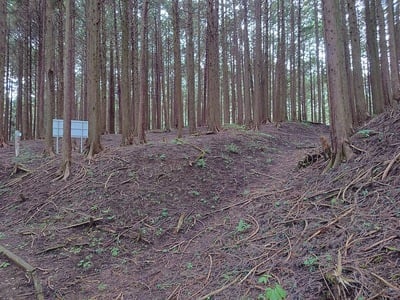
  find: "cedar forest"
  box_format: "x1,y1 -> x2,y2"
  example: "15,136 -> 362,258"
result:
0,0 -> 400,299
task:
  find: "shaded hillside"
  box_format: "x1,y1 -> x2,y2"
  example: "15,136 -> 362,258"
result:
0,111 -> 399,299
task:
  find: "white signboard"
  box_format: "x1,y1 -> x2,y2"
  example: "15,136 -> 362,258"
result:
53,119 -> 88,153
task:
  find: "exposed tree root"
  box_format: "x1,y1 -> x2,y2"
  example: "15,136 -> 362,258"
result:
0,244 -> 44,300
55,160 -> 71,181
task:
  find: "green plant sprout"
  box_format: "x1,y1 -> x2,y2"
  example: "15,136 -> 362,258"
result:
196,158 -> 206,168
258,283 -> 287,300
226,143 -> 240,154
236,219 -> 251,233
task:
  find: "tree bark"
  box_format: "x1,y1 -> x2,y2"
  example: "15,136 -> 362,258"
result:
60,0 -> 74,180
387,0 -> 400,102
86,0 -> 103,158
120,0 -> 133,145
364,0 -> 385,114
347,0 -> 368,125
137,0 -> 149,144
206,0 -> 221,132
322,0 -> 353,168
0,0 -> 6,144
44,0 -> 56,156
172,0 -> 183,138
186,0 -> 196,133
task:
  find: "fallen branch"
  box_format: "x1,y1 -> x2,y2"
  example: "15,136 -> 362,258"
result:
370,271 -> 400,291
59,217 -> 103,230
382,152 -> 400,180
0,244 -> 44,300
362,235 -> 397,252
307,207 -> 354,242
175,139 -> 206,166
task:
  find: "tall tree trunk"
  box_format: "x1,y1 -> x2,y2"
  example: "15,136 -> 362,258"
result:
22,3 -> 32,140
112,0 -> 121,133
263,0 -> 271,122
56,1 -> 64,119
347,0 -> 368,125
186,0 -> 196,133
44,0 -> 55,156
131,0 -> 140,134
36,0 -> 45,139
137,0 -> 149,143
253,0 -> 263,128
289,2 -> 297,121
387,0 -> 400,102
206,0 -> 221,132
99,4 -> 107,134
86,0 -> 103,158
242,0 -> 252,127
221,0 -> 230,125
364,0 -> 385,114
153,4 -> 162,130
196,5 -> 203,127
172,0 -> 183,138
376,0 -> 392,107
232,0 -> 243,124
273,0 -> 287,122
0,0 -> 6,145
120,0 -> 132,145
322,0 -> 353,169
108,36 -> 115,133
59,0 -> 74,180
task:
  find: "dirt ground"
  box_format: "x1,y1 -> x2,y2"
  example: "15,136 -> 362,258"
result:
0,109 -> 399,300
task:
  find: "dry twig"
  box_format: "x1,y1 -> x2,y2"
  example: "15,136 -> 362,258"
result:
382,151 -> 400,180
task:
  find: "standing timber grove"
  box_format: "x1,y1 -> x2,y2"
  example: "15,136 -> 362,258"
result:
1,0 -> 400,299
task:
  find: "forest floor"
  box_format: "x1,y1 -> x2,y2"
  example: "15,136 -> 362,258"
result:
0,109 -> 400,300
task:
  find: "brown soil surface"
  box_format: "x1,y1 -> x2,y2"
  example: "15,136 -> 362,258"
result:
1,109 -> 399,300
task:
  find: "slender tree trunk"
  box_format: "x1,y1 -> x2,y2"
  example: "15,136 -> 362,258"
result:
387,0 -> 400,102
172,0 -> 183,138
0,0 -> 6,145
44,0 -> 55,156
273,0 -> 287,122
221,0 -> 230,125
131,0 -> 140,134
206,0 -> 221,132
263,0 -> 271,122
56,1 -> 64,119
242,0 -> 252,127
108,37 -> 115,134
60,0 -> 74,180
86,0 -> 103,158
232,0 -> 243,124
376,0 -> 392,107
186,0 -> 196,133
120,0 -> 132,145
347,0 -> 368,124
99,4 -> 107,134
289,2 -> 297,121
36,0 -> 45,139
137,0 -> 149,143
253,0 -> 263,128
364,0 -> 385,114
112,0 -> 121,133
196,5 -> 203,127
153,5 -> 162,130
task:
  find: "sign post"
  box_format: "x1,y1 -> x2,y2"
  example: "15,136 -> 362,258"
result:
15,130 -> 22,157
52,119 -> 89,154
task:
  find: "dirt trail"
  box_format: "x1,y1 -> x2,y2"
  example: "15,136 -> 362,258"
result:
2,115 -> 399,299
